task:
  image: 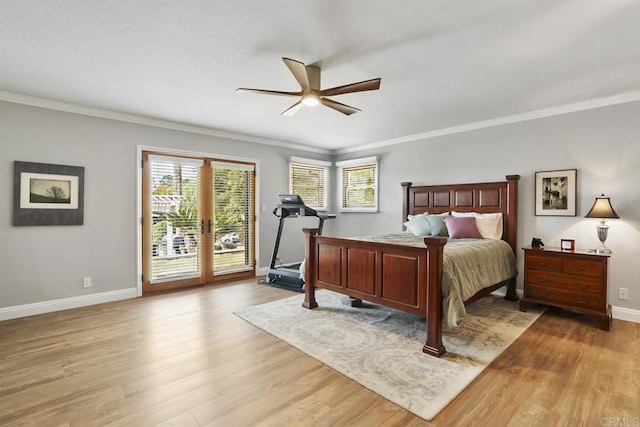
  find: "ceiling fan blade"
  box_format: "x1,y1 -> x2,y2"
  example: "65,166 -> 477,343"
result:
320,78 -> 381,97
236,88 -> 301,97
282,57 -> 310,92
282,101 -> 305,116
320,97 -> 361,115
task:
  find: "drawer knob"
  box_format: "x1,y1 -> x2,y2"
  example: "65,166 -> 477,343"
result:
578,285 -> 588,289
536,278 -> 549,284
578,266 -> 585,271
576,301 -> 587,305
540,262 -> 546,266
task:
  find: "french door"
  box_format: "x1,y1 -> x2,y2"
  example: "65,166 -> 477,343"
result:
142,152 -> 255,293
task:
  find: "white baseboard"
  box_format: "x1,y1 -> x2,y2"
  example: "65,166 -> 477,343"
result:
0,288 -> 138,321
611,306 -> 640,324
3,286 -> 637,325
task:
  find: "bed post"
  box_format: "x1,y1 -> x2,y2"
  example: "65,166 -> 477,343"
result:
302,228 -> 318,309
505,174 -> 520,302
423,236 -> 447,357
401,181 -> 412,229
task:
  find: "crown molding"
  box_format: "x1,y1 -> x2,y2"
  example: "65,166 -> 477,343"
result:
336,90 -> 640,155
0,90 -> 331,155
3,89 -> 639,157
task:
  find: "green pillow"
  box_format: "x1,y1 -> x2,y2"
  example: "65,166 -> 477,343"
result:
425,215 -> 449,237
404,216 -> 432,236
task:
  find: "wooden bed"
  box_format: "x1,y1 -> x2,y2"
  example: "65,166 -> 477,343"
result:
302,175 -> 520,357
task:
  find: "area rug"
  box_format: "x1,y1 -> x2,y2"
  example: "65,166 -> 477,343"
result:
235,290 -> 543,421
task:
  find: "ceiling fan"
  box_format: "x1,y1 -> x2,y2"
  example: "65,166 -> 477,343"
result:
237,57 -> 381,116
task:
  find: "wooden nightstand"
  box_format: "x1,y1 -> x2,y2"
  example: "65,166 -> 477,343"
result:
519,246 -> 611,330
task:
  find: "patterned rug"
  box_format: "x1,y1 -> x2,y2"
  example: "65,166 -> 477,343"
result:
235,290 -> 543,421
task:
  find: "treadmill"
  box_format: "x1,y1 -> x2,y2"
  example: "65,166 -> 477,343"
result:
264,194 -> 335,292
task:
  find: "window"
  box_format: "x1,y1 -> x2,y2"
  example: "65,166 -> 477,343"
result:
337,156 -> 378,212
289,157 -> 330,210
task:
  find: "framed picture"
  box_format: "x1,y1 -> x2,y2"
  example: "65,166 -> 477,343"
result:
535,169 -> 577,216
561,238 -> 575,251
13,161 -> 85,226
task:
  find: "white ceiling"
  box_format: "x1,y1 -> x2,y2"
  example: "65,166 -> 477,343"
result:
2,1 -> 640,154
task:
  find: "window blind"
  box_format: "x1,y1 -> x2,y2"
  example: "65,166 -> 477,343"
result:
337,157 -> 378,211
211,160 -> 255,274
149,156 -> 202,282
289,158 -> 329,209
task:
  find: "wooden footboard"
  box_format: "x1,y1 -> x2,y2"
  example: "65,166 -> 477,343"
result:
303,228 -> 448,357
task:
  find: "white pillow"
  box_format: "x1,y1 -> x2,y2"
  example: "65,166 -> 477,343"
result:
407,211 -> 449,221
451,211 -> 503,240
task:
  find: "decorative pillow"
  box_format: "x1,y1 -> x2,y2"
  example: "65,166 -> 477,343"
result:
407,211 -> 449,221
451,212 -> 503,240
424,215 -> 449,237
403,216 -> 432,236
443,216 -> 483,239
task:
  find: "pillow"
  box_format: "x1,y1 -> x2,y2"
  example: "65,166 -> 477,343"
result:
424,215 -> 449,237
443,216 -> 483,239
451,212 -> 503,240
403,216 -> 432,236
407,211 -> 449,221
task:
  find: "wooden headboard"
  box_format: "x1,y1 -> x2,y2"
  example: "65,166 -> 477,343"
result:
401,175 -> 520,254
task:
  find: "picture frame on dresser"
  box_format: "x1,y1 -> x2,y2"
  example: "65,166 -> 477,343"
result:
535,169 -> 577,216
561,238 -> 575,251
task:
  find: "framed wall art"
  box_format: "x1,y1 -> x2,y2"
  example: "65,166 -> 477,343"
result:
13,161 -> 85,226
535,169 -> 577,216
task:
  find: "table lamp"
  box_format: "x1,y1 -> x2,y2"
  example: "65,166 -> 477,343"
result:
585,194 -> 619,254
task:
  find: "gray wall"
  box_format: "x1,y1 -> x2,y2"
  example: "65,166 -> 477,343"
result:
0,101 -> 329,308
329,100 -> 640,313
2,99 -> 639,317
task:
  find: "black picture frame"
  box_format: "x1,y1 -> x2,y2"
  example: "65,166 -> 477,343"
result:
13,161 -> 85,226
534,169 -> 577,216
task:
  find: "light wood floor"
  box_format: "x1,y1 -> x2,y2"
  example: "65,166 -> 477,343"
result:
1,279 -> 638,426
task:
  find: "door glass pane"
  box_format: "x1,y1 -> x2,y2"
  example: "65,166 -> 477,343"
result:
212,161 -> 254,275
150,156 -> 202,282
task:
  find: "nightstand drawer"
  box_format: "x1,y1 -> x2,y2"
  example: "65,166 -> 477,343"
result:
526,284 -> 604,311
526,254 -> 562,272
563,259 -> 604,277
527,270 -> 604,294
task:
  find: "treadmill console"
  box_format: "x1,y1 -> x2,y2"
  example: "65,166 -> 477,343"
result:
274,194 -> 318,217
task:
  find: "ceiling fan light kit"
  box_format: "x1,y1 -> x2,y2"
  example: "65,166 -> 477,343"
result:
301,94 -> 320,106
237,57 -> 381,116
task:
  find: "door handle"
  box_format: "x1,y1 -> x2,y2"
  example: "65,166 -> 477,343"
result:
208,219 -> 213,234
201,220 -> 205,234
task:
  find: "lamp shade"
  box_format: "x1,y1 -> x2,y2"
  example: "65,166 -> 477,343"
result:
585,194 -> 619,219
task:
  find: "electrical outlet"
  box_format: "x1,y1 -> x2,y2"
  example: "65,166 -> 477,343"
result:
618,288 -> 629,300
83,277 -> 92,288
